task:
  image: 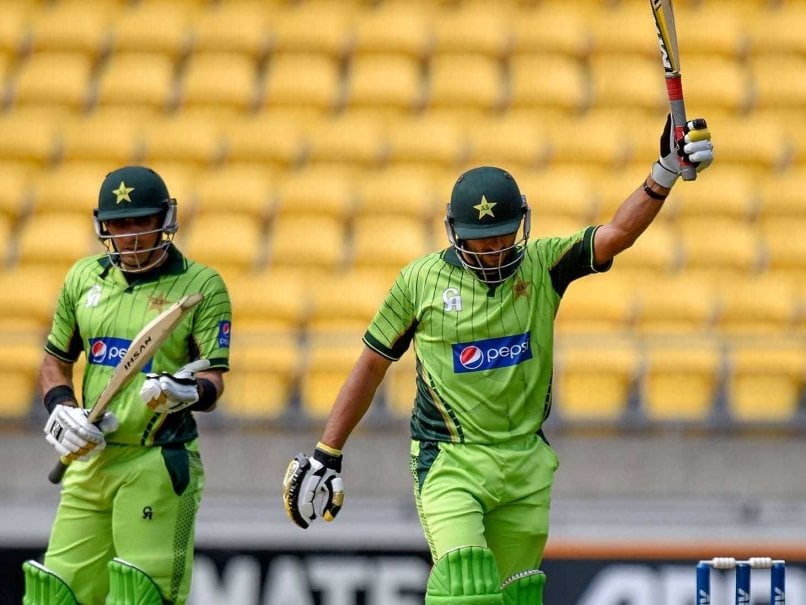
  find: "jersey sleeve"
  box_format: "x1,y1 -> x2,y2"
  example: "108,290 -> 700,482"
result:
543,225 -> 612,297
189,270 -> 232,371
44,261 -> 88,362
363,269 -> 418,361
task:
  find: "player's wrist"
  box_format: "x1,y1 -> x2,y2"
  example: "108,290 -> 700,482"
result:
43,385 -> 78,415
651,160 -> 679,189
643,176 -> 671,201
188,377 -> 218,412
315,442 -> 343,472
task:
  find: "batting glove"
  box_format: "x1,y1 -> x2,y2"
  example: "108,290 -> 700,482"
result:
283,443 -> 344,529
651,114 -> 714,188
140,359 -> 211,414
44,405 -> 119,461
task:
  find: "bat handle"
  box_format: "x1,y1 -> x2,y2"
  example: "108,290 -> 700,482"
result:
666,75 -> 697,181
48,458 -> 69,484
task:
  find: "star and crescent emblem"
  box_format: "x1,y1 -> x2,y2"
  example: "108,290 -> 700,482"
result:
112,181 -> 135,204
473,195 -> 497,220
513,277 -> 531,300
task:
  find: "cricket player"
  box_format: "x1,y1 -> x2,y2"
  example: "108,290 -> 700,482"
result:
283,115 -> 713,604
24,165 -> 231,604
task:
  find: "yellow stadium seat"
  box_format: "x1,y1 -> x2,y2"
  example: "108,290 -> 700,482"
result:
385,352 -> 417,419
509,54 -> 588,114
351,215 -> 430,273
431,3 -> 512,58
714,274 -> 798,336
305,113 -> 386,168
260,52 -> 341,114
427,53 -> 503,112
750,55 -> 806,112
747,4 -> 806,56
759,218 -> 806,276
181,212 -> 265,277
632,272 -> 717,336
30,164 -> 100,216
300,334 -> 366,420
0,110 -> 59,167
675,3 -> 748,60
554,335 -> 640,423
588,54 -> 666,112
15,213 -> 95,273
221,113 -> 307,169
268,1 -> 353,59
544,111 -> 632,169
704,111 -> 789,172
678,218 -> 763,276
463,114 -> 550,171
140,114 -> 223,168
350,2 -> 432,59
188,1 -> 270,58
0,163 -> 33,222
0,216 -> 11,267
670,166 -> 757,223
27,1 -> 113,58
11,52 -> 92,111
268,215 -> 345,273
95,52 -> 176,112
642,338 -> 722,423
355,166 -> 440,220
193,166 -> 274,219
510,7 -> 590,58
682,56 -> 752,113
0,333 -> 44,420
307,270 -> 389,334
727,339 -> 805,425
0,267 -> 63,334
614,222 -> 681,276
0,3 -> 27,57
345,53 -> 423,114
588,3 -> 658,57
274,166 -> 357,220
756,168 -> 806,223
515,167 -> 598,223
555,273 -> 636,335
58,111 -> 145,166
178,52 -> 258,114
229,269 -> 308,334
109,1 -> 192,58
385,114 -> 466,169
222,330 -> 301,420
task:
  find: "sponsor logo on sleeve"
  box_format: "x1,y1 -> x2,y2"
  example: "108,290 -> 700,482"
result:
452,332 -> 532,373
218,320 -> 231,348
87,337 -> 153,372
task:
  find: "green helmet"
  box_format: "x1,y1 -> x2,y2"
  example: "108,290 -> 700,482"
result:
94,166 -> 178,273
96,165 -> 172,221
445,166 -> 531,285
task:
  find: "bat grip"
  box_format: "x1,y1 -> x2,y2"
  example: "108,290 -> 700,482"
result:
666,76 -> 697,181
48,458 -> 69,484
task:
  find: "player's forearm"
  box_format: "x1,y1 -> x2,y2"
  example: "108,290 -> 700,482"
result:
320,347 -> 391,450
38,354 -> 75,398
594,176 -> 668,264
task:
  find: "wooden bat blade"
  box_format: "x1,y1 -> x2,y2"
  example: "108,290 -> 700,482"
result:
48,292 -> 204,484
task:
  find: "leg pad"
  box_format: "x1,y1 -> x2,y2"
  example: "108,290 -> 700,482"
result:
501,569 -> 546,605
426,546 -> 504,605
106,557 -> 164,605
23,560 -> 78,605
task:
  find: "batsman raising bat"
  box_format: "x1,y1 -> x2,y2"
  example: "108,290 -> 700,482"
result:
25,165 -> 232,605
284,118 -> 712,602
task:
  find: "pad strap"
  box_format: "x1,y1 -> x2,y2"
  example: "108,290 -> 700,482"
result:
23,560 -> 78,605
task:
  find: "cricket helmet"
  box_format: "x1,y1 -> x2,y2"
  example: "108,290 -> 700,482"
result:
445,166 -> 531,285
94,165 -> 178,273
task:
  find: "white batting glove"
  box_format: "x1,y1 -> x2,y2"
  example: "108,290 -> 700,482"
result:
283,444 -> 344,529
140,359 -> 211,414
651,114 -> 714,188
44,405 -> 119,461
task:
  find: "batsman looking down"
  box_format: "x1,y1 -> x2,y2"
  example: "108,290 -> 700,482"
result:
284,115 -> 713,604
25,166 -> 232,605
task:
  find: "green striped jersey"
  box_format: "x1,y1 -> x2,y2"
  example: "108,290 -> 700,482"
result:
364,226 -> 610,444
45,245 -> 231,446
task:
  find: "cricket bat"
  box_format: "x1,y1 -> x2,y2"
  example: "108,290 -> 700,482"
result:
649,0 -> 697,181
48,292 -> 204,484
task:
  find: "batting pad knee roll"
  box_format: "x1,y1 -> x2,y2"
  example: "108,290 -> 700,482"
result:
426,546 -> 504,605
107,558 -> 164,605
501,569 -> 546,605
22,560 -> 78,605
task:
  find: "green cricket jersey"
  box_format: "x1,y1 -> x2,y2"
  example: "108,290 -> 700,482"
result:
364,226 -> 611,444
45,245 -> 231,447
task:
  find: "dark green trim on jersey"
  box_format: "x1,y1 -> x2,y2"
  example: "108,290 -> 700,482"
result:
413,440 -> 440,495
549,226 -> 612,297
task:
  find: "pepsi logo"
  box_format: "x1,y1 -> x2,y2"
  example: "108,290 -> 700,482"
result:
90,340 -> 107,360
459,346 -> 484,370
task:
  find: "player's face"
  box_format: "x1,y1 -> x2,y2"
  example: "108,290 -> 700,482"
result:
461,233 -> 518,267
104,215 -> 164,271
